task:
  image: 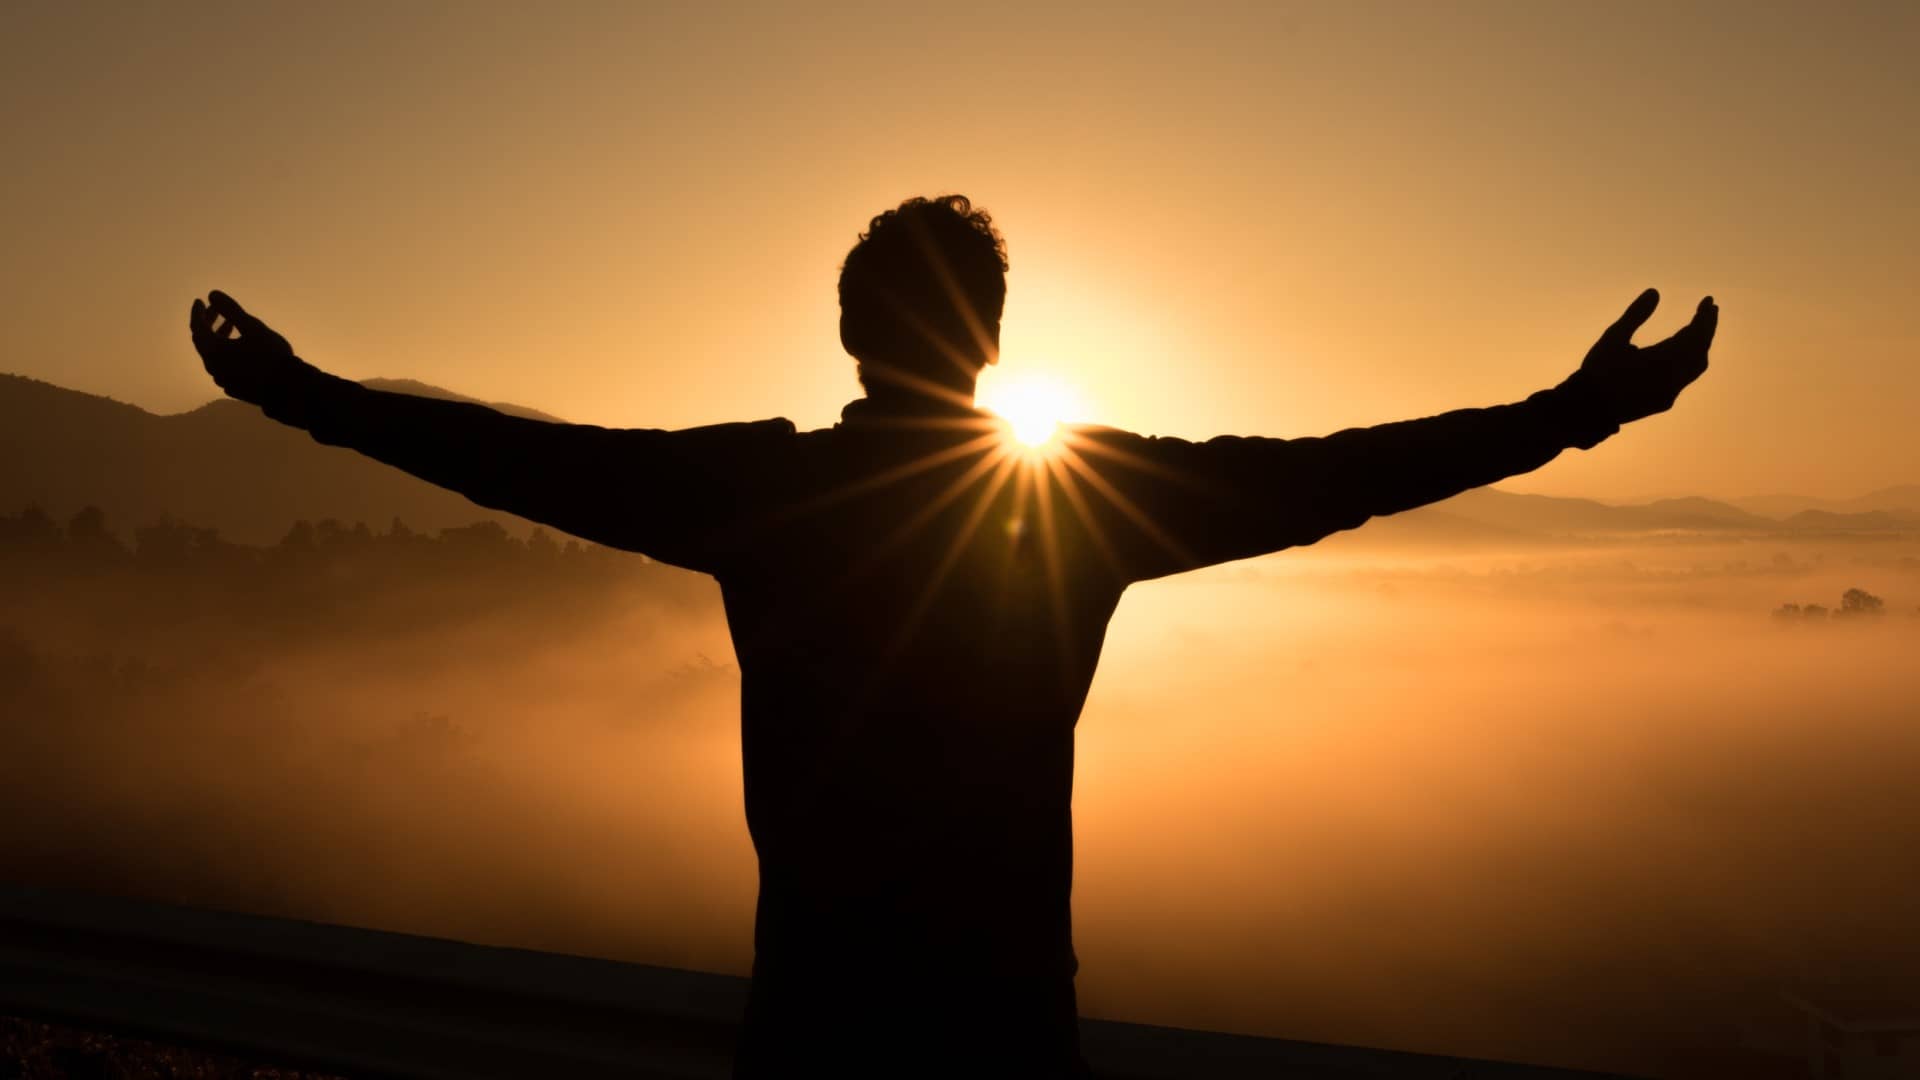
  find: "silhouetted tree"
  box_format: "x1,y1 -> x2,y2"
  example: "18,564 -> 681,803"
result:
1837,587 -> 1885,618
314,518 -> 350,549
134,515 -> 194,567
134,516 -> 233,570
279,519 -> 316,554
65,505 -> 126,561
438,520 -> 517,561
1771,590 -> 1894,622
0,505 -> 60,553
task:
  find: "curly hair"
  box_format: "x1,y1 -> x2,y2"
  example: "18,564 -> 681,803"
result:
838,195 -> 1008,394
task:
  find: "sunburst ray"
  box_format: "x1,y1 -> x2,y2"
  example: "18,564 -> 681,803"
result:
1056,442 -> 1196,569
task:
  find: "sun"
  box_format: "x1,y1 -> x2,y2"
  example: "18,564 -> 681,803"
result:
977,372 -> 1085,449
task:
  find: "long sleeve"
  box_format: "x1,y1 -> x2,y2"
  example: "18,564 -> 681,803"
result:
257,360 -> 794,574
1059,383 -> 1620,582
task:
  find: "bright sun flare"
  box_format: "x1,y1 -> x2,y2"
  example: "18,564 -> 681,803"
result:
978,373 -> 1085,449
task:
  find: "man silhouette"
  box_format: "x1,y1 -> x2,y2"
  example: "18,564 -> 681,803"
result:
189,194 -> 1715,1077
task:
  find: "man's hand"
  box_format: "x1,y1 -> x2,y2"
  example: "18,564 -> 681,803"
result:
189,290 -> 307,408
1561,288 -> 1717,426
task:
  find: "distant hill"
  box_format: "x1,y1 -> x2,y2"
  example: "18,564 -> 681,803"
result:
1317,507 -> 1546,551
1421,487 -> 1786,536
1348,483 -> 1915,543
1731,485 -> 1920,519
0,373 -> 546,545
1635,495 -> 1772,526
2,371 -> 1913,548
357,379 -> 566,423
1779,508 -> 1918,532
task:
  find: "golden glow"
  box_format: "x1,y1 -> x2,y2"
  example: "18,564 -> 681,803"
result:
978,372 -> 1085,449
2,6 -> 1915,499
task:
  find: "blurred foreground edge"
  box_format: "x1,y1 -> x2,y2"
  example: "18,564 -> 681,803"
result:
0,881 -> 1637,1079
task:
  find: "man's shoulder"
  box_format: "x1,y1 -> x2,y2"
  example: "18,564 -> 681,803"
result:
1061,421 -> 1141,444
635,419 -> 801,486
1061,422 -> 1208,467
662,416 -> 801,455
1065,423 -> 1285,461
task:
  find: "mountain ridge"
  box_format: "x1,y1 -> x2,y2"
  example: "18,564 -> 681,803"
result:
0,372 -> 546,544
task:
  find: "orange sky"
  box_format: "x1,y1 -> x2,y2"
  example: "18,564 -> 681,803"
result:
2,2 -> 1914,500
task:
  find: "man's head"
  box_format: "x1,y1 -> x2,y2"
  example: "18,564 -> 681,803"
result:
838,195 -> 1007,404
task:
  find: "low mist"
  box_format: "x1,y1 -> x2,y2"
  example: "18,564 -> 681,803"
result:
4,514 -> 1918,1078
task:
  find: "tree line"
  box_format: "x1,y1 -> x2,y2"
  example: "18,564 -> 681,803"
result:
1772,587 -> 1913,621
0,503 -> 630,575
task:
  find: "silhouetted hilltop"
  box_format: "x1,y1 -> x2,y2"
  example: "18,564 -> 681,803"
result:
1315,478 -> 1916,547
1732,485 -> 1920,519
1435,489 -> 1696,533
1314,507 -> 1544,550
1633,495 -> 1770,526
357,378 -> 565,423
1780,508 -> 1916,532
1421,487 -> 1801,536
0,373 -> 544,544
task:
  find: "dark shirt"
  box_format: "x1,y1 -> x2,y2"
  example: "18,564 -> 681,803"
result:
258,372 -> 1617,1067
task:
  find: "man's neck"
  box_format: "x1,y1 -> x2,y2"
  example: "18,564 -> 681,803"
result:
841,392 -> 986,430
853,390 -> 979,414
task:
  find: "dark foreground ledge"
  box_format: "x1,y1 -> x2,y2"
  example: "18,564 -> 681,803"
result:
0,882 -> 1634,1079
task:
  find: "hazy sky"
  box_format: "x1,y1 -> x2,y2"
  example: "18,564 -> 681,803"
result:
2,2 -> 1914,499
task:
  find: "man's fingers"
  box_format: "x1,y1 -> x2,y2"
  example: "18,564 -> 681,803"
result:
189,298 -> 232,349
1600,287 -> 1661,348
191,294 -> 233,335
1685,295 -> 1718,346
206,290 -> 246,332
1649,296 -> 1718,367
191,296 -> 229,336
208,289 -> 278,341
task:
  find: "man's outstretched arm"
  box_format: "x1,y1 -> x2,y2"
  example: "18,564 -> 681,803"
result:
1069,289 -> 1718,581
189,290 -> 783,571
